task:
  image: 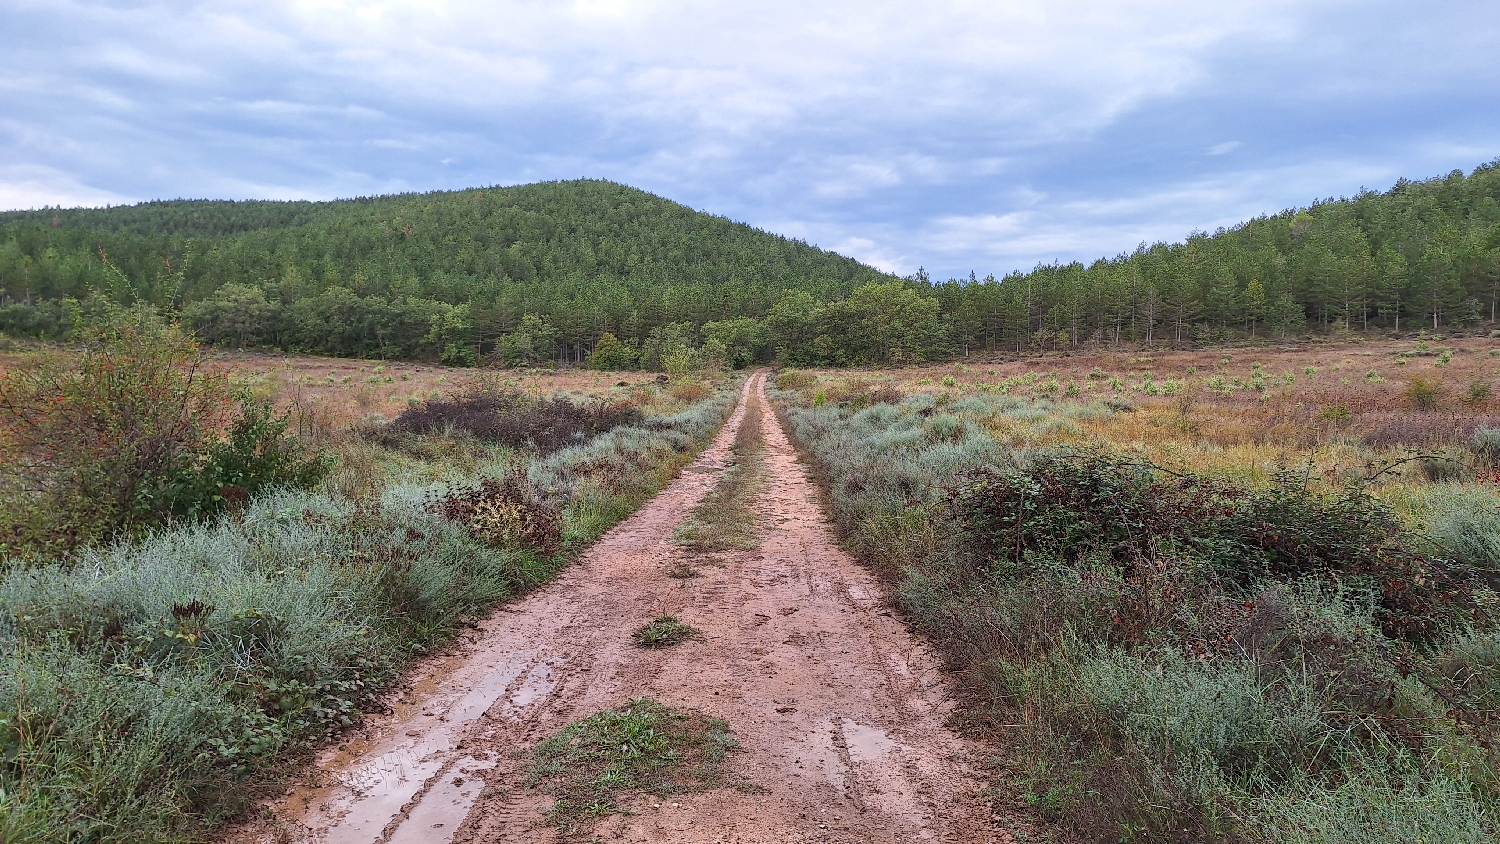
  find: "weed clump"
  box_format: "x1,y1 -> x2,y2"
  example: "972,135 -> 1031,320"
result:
1404,375 -> 1442,410
632,615 -> 701,648
1465,380 -> 1495,407
774,369 -> 816,390
666,559 -> 699,579
431,470 -> 564,555
821,377 -> 902,409
527,699 -> 737,833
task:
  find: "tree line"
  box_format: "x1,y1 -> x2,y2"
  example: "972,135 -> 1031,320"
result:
1,164 -> 1497,368
930,161 -> 1500,356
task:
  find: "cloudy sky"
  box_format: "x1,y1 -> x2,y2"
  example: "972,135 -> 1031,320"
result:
2,1 -> 1496,279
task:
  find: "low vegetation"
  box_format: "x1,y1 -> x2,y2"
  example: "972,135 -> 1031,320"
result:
0,329 -> 738,842
527,698 -> 738,834
381,386 -> 643,453
672,393 -> 766,552
773,360 -> 1500,843
632,616 -> 701,649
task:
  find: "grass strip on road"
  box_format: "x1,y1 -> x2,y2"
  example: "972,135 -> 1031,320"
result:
672,389 -> 766,553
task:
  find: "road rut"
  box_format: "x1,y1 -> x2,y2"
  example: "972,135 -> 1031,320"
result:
234,372 -> 1003,843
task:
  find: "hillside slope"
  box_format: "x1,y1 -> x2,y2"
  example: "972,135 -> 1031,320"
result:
4,162 -> 1500,366
0,180 -> 891,360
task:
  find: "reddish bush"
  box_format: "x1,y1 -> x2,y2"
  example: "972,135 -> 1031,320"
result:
386,388 -> 641,454
948,450 -> 1475,640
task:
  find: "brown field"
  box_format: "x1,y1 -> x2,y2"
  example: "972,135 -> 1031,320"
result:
0,347 -> 678,439
6,335 -> 1496,500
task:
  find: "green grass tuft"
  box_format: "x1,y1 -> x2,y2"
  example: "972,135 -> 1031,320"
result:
632,616 -> 701,649
527,699 -> 737,833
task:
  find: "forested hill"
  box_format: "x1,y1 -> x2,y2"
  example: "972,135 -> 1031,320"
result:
0,180 -> 892,363
3,162 -> 1500,367
929,161 -> 1500,356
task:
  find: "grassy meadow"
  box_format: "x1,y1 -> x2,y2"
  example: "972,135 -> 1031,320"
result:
773,335 -> 1500,843
0,328 -> 738,843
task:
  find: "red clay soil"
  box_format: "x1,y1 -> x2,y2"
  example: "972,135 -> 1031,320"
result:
227,373 -> 1008,843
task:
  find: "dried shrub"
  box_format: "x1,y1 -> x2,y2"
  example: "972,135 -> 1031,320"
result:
774,369 -> 816,390
431,471 -> 563,555
385,388 -> 641,454
823,377 -> 902,409
1359,411 -> 1500,449
668,382 -> 711,402
1464,380 -> 1495,407
1420,453 -> 1466,483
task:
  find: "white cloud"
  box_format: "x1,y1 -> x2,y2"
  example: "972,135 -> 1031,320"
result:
0,164 -> 131,210
825,236 -> 907,275
0,0 -> 1495,278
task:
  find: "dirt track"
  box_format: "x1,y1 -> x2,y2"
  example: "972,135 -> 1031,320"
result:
235,372 -> 1004,843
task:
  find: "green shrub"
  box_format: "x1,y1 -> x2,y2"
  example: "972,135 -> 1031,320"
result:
1473,427 -> 1500,465
1247,764 -> 1500,844
1422,486 -> 1500,573
588,332 -> 637,371
0,310 -> 328,558
439,342 -> 478,367
1320,403 -> 1353,423
1405,375 -> 1442,410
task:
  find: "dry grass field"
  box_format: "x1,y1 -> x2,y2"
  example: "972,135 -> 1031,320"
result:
794,336 -> 1500,512
198,352 -> 686,441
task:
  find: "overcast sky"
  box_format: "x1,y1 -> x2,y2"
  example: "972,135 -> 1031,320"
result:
2,1 -> 1496,280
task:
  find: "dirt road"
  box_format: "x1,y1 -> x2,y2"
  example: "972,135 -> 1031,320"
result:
238,373 -> 1002,843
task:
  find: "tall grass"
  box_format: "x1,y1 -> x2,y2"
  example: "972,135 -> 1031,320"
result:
773,384 -> 1500,843
0,386 -> 736,843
